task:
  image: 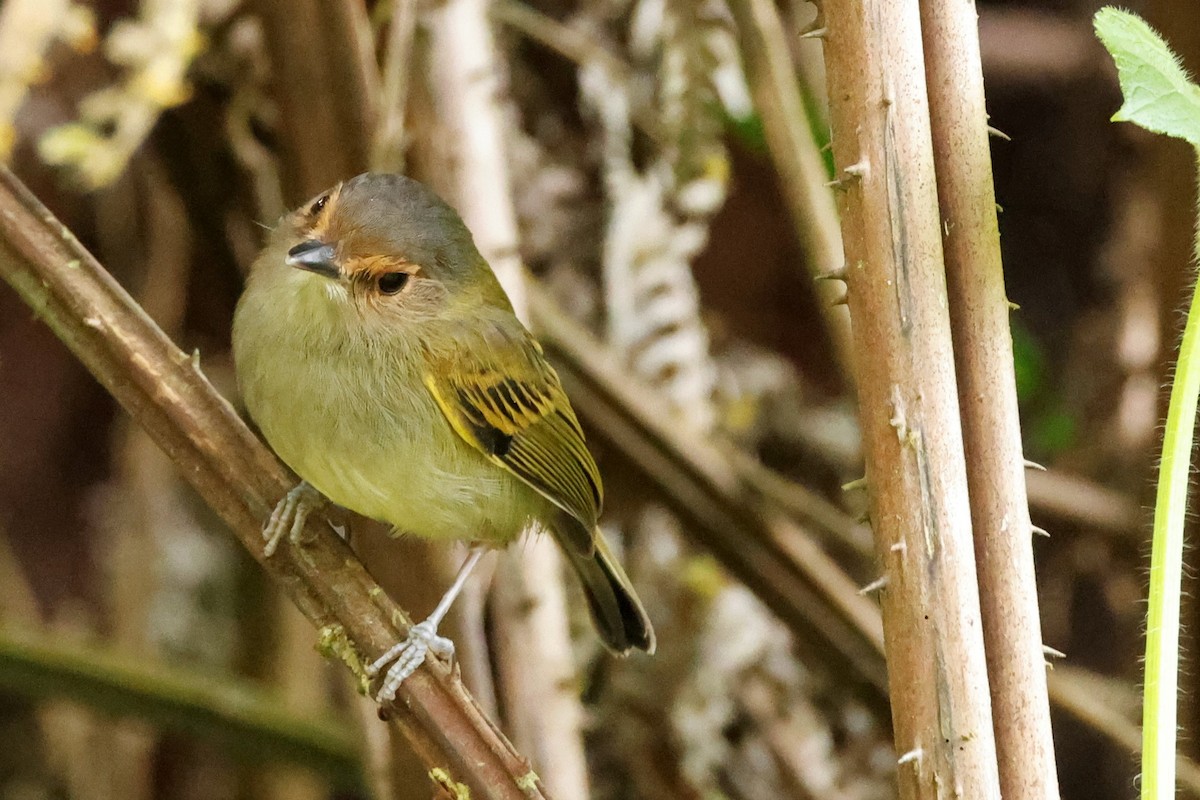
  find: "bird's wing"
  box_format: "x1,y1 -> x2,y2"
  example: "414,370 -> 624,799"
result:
423,337 -> 602,555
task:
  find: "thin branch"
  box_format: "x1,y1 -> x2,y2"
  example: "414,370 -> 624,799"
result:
421,2 -> 591,794
727,0 -> 855,389
0,166 -> 551,800
0,627 -> 361,784
527,283 -> 891,707
920,3 -> 1059,796
1048,667 -> 1200,799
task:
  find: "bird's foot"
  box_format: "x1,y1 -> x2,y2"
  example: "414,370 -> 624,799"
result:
263,481 -> 325,557
367,619 -> 455,702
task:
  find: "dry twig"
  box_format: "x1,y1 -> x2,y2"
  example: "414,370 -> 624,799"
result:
727,0 -> 854,388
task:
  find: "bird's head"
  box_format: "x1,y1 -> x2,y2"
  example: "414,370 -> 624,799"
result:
254,173 -> 511,331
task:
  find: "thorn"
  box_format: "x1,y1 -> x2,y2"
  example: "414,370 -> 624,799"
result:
191,348 -> 202,370
1007,299 -> 1021,311
1023,458 -> 1046,471
841,476 -> 867,492
1032,524 -> 1050,538
844,161 -> 868,178
897,747 -> 923,766
858,575 -> 889,595
799,10 -> 826,37
890,540 -> 906,553
986,124 -> 1011,141
1043,644 -> 1066,659
995,202 -> 1004,214
826,160 -> 869,189
820,140 -> 834,154
816,265 -> 847,282
889,385 -> 908,441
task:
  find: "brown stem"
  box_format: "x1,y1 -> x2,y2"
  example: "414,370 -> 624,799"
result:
528,281 -> 1200,787
919,3 -> 1059,797
0,167 -> 549,800
249,0 -> 379,200
820,1 -> 1001,796
727,0 -> 855,390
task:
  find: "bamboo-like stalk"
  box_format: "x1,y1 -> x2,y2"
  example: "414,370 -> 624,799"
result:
0,166 -> 551,800
530,278 -> 1200,787
819,2 -> 1001,796
918,3 -> 1059,797
727,0 -> 854,388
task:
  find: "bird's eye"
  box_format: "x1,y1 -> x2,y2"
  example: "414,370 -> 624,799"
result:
308,194 -> 329,217
377,272 -> 409,295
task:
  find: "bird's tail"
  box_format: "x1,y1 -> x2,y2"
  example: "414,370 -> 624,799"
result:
560,529 -> 656,655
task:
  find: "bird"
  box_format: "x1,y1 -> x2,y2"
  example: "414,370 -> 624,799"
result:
232,172 -> 655,702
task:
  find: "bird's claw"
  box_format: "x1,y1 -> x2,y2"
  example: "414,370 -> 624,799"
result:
263,481 -> 324,556
367,619 -> 455,702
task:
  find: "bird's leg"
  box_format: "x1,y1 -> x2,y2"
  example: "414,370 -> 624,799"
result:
263,481 -> 325,557
368,546 -> 487,702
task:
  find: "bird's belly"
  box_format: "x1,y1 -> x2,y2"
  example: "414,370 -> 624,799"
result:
248,357 -> 536,545
302,430 -> 536,544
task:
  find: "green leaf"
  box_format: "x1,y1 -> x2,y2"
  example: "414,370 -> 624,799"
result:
1094,8 -> 1200,146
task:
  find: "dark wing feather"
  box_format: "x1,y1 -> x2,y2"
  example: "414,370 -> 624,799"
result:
424,341 -> 602,555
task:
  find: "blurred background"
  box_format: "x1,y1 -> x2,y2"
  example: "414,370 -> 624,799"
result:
0,0 -> 1195,798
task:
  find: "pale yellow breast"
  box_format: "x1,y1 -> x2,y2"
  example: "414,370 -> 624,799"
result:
233,268 -> 542,545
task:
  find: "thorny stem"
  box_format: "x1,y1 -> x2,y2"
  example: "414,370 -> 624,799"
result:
819,0 -> 1002,796
919,1 -> 1059,797
0,167 -> 551,800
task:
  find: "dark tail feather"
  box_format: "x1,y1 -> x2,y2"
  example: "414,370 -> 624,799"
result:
560,529 -> 656,655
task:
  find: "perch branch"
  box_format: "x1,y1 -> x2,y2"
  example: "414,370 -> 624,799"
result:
0,166 -> 550,800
